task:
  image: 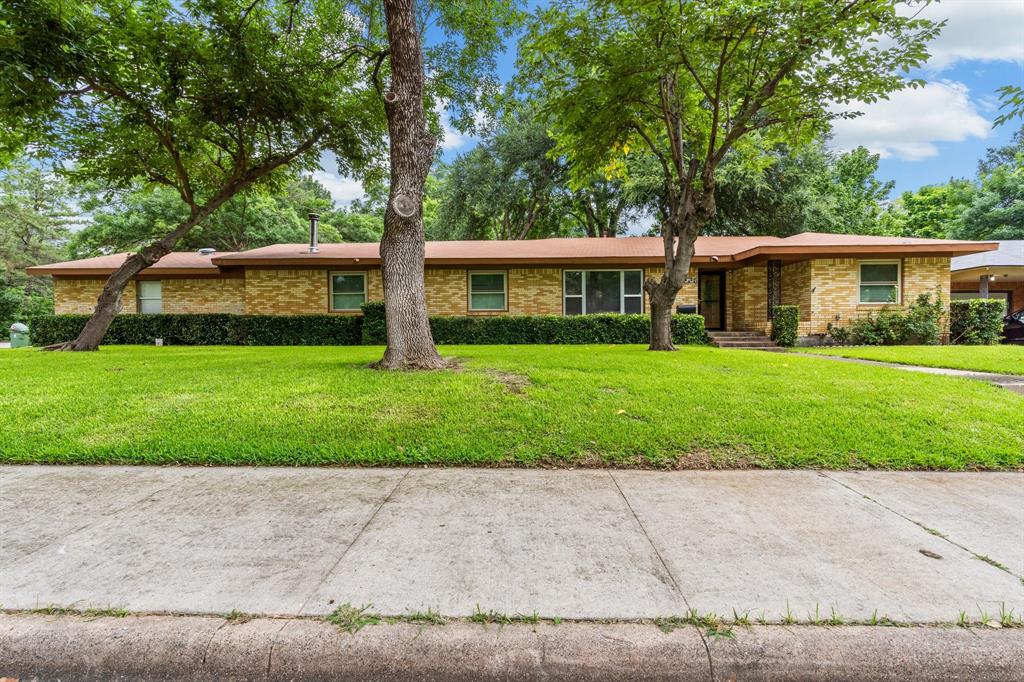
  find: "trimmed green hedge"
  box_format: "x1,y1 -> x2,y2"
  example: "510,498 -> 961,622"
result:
30,310 -> 707,347
950,299 -> 1004,345
429,313 -> 706,345
770,305 -> 799,347
29,314 -> 362,347
360,301 -> 387,344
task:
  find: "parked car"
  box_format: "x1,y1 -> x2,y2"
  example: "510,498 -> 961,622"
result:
1004,310 -> 1024,344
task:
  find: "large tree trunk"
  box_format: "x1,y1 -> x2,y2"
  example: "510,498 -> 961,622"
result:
645,227 -> 698,351
646,282 -> 677,351
376,0 -> 445,370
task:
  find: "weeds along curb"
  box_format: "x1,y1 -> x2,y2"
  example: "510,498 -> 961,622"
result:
3,611 -> 1024,682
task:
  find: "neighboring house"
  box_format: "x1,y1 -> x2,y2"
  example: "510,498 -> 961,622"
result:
951,241 -> 1024,315
29,232 -> 995,340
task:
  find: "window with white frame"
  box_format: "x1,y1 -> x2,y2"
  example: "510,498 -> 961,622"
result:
137,280 -> 162,314
563,270 -> 643,315
858,261 -> 900,304
329,272 -> 367,311
469,271 -> 507,311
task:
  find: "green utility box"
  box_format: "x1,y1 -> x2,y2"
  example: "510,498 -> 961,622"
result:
9,323 -> 30,348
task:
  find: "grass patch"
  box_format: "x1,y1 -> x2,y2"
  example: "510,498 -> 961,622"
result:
31,605 -> 129,618
325,603 -> 380,633
0,345 -> 1021,469
799,345 -> 1024,376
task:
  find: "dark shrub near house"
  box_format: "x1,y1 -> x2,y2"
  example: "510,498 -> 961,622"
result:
29,314 -> 363,347
770,305 -> 799,347
359,301 -> 387,345
30,311 -> 707,347
950,299 -> 1005,345
827,292 -> 945,346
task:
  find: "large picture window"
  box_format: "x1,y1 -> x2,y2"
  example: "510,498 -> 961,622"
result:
469,271 -> 507,311
137,280 -> 162,314
563,270 -> 643,315
858,261 -> 900,304
330,272 -> 367,311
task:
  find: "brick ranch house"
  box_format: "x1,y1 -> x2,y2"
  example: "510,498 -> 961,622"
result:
30,232 -> 996,342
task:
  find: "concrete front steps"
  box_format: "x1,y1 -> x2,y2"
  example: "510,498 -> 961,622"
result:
708,331 -> 783,351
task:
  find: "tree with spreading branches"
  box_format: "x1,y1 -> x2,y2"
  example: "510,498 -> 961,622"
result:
521,0 -> 941,350
0,0 -> 386,350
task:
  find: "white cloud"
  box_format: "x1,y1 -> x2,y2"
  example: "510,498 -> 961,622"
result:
907,0 -> 1024,71
829,80 -> 991,161
437,101 -> 475,152
311,152 -> 366,206
311,170 -> 367,206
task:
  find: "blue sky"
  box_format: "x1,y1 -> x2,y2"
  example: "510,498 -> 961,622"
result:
316,0 -> 1024,204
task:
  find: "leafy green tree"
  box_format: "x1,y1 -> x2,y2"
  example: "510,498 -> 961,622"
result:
1,0 -> 386,349
0,158 -> 79,333
884,127 -> 1023,241
808,146 -> 894,235
953,164 -> 1024,241
71,177 -> 337,256
880,180 -> 975,239
521,0 -> 939,349
435,113 -> 566,240
435,109 -> 638,240
706,140 -> 894,237
995,85 -> 1024,128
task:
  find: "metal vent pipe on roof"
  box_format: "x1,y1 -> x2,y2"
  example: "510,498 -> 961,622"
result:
308,213 -> 320,254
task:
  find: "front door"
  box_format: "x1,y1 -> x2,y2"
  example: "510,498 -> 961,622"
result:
698,272 -> 725,330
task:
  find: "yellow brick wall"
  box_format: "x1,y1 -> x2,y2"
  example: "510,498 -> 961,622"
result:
424,269 -> 469,316
805,257 -> 950,335
780,261 -> 813,326
727,266 -> 769,333
160,278 -> 245,314
508,268 -> 563,315
644,266 -> 698,311
244,268 -> 384,315
53,278 -> 137,315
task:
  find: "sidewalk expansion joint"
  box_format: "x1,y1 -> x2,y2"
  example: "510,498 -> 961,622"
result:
816,471 -> 1022,582
607,470 -> 716,682
296,469 -> 412,615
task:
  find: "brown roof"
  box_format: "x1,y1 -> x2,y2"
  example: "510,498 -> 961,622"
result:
27,233 -> 997,275
27,251 -> 236,276
210,236 -> 784,266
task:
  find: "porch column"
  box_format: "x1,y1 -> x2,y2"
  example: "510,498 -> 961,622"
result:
980,274 -> 990,298
767,260 -> 782,319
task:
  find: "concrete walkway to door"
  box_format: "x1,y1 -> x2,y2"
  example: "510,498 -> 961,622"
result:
2,465 -> 1021,623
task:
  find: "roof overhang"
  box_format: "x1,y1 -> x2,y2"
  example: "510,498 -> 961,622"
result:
951,265 -> 1024,283
28,266 -> 239,278
732,242 -> 1000,262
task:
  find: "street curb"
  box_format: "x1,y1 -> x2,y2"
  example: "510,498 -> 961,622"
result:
2,613 -> 1023,681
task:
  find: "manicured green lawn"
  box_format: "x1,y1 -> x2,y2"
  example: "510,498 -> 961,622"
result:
798,345 -> 1024,376
0,345 -> 1020,470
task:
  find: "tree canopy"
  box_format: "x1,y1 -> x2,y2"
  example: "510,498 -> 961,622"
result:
520,0 -> 940,348
0,158 -> 80,332
883,128 -> 1024,241
1,0 -> 391,348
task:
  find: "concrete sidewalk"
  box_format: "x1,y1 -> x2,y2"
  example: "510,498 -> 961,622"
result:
790,352 -> 1024,395
2,466 -> 1021,623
